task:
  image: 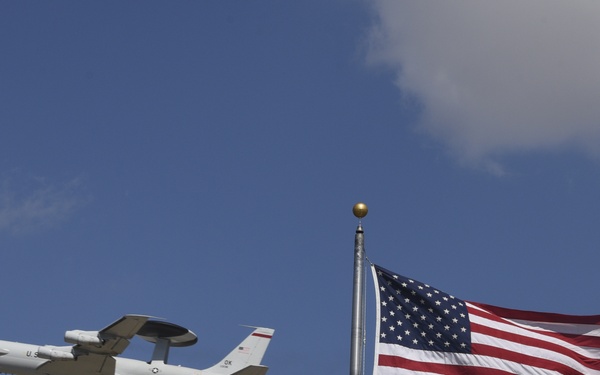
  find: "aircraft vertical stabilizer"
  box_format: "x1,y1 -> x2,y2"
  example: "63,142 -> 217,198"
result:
203,327 -> 274,375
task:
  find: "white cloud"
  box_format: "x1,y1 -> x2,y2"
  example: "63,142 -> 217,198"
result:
367,1 -> 600,172
0,176 -> 88,234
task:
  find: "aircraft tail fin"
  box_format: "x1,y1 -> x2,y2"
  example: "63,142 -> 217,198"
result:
203,327 -> 274,375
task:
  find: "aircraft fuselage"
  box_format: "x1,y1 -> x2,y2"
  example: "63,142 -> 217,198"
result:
0,341 -> 202,375
0,341 -> 42,375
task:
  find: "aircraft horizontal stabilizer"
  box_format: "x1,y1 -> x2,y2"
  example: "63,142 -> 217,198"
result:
231,365 -> 268,375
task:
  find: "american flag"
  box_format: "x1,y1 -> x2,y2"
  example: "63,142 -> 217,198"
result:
371,264 -> 600,374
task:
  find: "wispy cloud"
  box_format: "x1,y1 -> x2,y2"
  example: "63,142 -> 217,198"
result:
366,1 -> 600,174
0,176 -> 89,234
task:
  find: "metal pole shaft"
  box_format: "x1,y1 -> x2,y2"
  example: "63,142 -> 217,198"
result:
350,222 -> 365,375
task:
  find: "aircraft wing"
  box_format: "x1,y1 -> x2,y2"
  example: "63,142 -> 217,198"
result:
37,315 -> 151,375
232,365 -> 269,375
38,353 -> 117,375
92,314 -> 152,355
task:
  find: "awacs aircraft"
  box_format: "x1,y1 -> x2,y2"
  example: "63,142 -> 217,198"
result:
0,315 -> 274,375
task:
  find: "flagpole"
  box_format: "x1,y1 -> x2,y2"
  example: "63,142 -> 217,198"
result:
350,202 -> 368,375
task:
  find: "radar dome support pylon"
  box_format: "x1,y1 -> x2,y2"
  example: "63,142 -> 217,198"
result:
136,320 -> 198,364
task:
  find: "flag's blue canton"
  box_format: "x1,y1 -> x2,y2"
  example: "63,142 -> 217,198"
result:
375,265 -> 472,353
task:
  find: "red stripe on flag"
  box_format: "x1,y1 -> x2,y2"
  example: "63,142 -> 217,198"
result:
471,343 -> 588,375
469,305 -> 600,348
471,322 -> 594,364
378,354 -> 515,375
470,302 -> 600,325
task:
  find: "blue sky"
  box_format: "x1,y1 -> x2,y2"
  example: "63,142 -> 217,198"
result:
2,1 -> 600,374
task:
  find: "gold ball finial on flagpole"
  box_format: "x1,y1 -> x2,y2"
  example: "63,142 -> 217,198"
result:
352,202 -> 368,219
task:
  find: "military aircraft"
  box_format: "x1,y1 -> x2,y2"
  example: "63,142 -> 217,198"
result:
0,315 -> 274,375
